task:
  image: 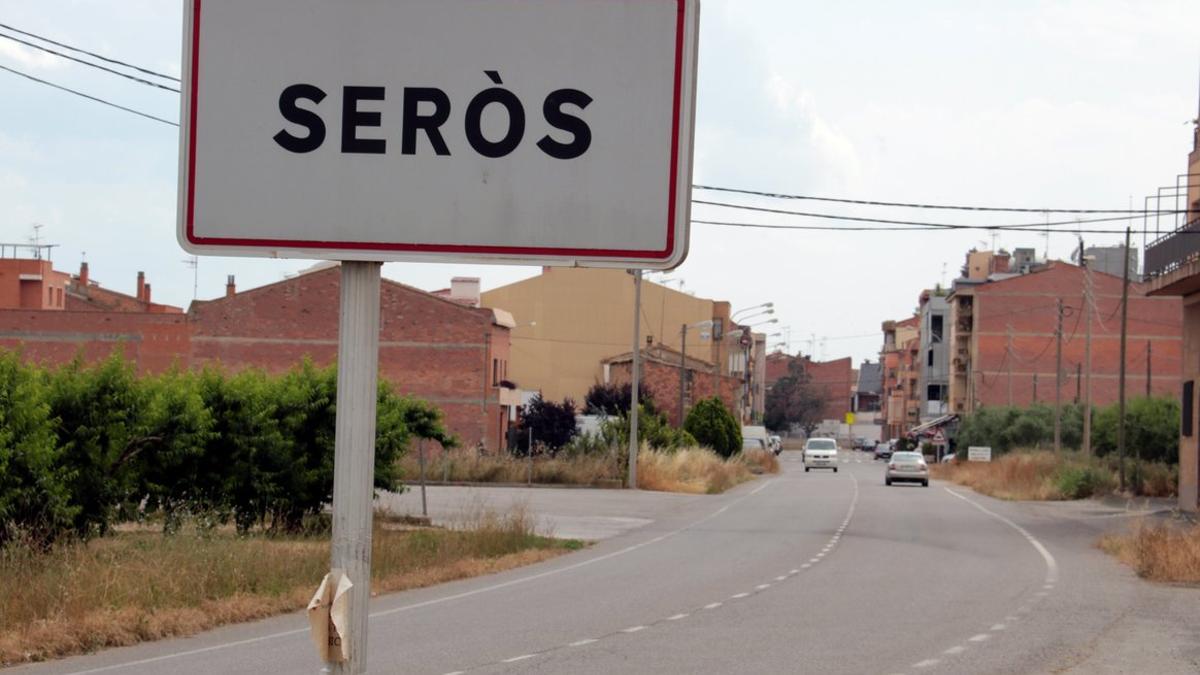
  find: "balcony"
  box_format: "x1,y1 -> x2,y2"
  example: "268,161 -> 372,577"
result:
1146,217 -> 1200,278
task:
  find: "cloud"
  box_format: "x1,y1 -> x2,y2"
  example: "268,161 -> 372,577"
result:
0,39 -> 64,70
765,73 -> 862,191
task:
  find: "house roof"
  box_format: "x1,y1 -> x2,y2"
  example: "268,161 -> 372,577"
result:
856,361 -> 883,394
602,342 -> 716,372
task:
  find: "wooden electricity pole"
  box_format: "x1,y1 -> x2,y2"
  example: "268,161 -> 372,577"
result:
1146,340 -> 1152,397
1007,323 -> 1014,407
1082,258 -> 1094,455
1054,298 -> 1064,452
1117,228 -> 1131,491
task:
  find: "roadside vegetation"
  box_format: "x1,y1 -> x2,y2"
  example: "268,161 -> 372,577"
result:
0,351 -> 457,547
0,506 -> 579,666
936,398 -> 1180,500
931,450 -> 1176,500
403,386 -> 773,493
1099,522 -> 1200,585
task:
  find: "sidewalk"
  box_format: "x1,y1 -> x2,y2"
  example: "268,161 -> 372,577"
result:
376,484 -> 707,540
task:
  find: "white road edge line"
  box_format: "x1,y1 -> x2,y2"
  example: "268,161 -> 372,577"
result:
621,626 -> 647,633
667,613 -> 689,621
569,639 -> 598,647
503,654 -> 537,663
944,488 -> 1059,584
704,602 -> 722,610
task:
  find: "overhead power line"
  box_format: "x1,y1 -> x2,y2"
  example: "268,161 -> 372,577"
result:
694,184 -> 1182,215
0,21 -> 179,82
0,63 -> 178,127
693,199 -> 1153,230
692,218 -> 1158,236
0,30 -> 179,93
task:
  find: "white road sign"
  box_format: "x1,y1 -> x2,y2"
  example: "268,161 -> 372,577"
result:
967,446 -> 993,462
178,0 -> 699,268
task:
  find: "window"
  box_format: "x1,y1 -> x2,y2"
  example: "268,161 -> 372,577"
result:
56,288 -> 63,307
927,384 -> 944,402
48,287 -> 53,304
927,350 -> 934,367
931,315 -> 943,342
492,358 -> 499,386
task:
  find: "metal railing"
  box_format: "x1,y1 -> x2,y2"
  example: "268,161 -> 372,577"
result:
1145,217 -> 1200,278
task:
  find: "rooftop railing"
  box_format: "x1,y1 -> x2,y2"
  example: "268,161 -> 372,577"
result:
1145,217 -> 1200,278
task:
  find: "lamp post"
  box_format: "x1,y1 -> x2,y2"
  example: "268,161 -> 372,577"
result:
679,319 -> 714,425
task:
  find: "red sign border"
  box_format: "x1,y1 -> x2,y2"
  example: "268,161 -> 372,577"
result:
183,0 -> 687,262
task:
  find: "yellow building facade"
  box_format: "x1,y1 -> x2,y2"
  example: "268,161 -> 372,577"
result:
481,268 -> 731,403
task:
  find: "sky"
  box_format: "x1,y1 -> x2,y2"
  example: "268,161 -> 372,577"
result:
2,0 -> 1199,364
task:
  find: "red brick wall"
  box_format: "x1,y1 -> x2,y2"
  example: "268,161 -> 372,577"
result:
972,263 -> 1182,408
805,357 -> 854,421
0,309 -> 191,373
0,267 -> 511,452
188,267 -> 509,450
607,359 -> 740,427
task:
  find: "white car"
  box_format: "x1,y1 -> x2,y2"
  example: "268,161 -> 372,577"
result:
803,438 -> 839,472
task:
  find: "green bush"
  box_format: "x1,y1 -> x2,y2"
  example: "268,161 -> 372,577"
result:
1093,396 -> 1180,463
0,350 -> 455,545
598,405 -> 697,453
955,403 -> 1088,455
0,352 -> 75,548
1054,464 -> 1115,499
684,397 -> 741,458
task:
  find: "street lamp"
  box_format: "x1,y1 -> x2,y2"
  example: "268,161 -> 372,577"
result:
678,318 -> 716,424
748,318 -> 779,328
732,302 -> 774,321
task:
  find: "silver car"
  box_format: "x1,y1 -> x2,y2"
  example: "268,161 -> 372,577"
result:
885,451 -> 929,487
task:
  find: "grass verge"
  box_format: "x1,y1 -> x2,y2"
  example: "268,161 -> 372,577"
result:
401,448 -> 619,486
0,507 -> 579,666
1099,522 -> 1200,585
930,450 -> 1176,501
402,446 -> 772,494
637,448 -> 759,494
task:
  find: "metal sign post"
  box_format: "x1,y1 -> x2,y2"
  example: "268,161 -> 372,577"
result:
328,261 -> 382,675
179,2 -> 699,672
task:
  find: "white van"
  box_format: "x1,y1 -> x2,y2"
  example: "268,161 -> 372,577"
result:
742,426 -> 772,454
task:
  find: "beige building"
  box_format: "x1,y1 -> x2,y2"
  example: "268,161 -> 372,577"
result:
1144,96 -> 1200,512
481,268 -> 732,405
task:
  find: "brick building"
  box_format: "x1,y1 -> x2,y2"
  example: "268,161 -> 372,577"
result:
602,342 -> 741,426
0,259 -> 514,451
880,316 -> 919,440
189,266 -> 515,451
947,261 -> 1182,412
764,352 -> 854,424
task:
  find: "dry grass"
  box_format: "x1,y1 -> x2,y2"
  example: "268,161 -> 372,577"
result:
739,449 -> 782,475
0,508 -> 579,666
1099,522 -> 1200,585
400,448 -> 620,486
636,448 -> 756,494
929,450 -> 1135,501
931,451 -> 1066,500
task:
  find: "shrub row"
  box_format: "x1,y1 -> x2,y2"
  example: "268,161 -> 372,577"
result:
954,397 -> 1179,463
0,351 -> 454,547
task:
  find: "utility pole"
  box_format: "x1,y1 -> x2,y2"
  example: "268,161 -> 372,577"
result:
1076,363 -> 1082,404
1146,341 -> 1152,397
1054,298 -> 1064,452
628,270 -> 642,490
1117,228 -> 1131,492
679,324 -> 687,425
1033,373 -> 1038,404
1082,256 -> 1094,455
1007,323 -> 1014,407
713,319 -> 723,397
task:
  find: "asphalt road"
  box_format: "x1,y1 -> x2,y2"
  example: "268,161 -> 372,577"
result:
13,451 -> 1200,674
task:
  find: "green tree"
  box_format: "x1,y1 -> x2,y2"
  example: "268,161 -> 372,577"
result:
764,359 -> 825,435
684,397 -> 741,457
135,368 -> 217,533
517,395 -> 578,455
46,351 -> 151,538
1093,396 -> 1179,463
0,352 -> 75,547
